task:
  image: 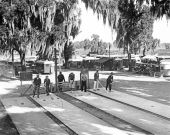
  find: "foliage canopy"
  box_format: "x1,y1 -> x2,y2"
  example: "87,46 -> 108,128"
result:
0,0 -> 81,69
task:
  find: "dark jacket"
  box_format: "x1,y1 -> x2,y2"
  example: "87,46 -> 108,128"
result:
33,77 -> 41,86
69,73 -> 75,81
94,72 -> 99,81
44,78 -> 50,86
107,75 -> 113,83
58,74 -> 65,82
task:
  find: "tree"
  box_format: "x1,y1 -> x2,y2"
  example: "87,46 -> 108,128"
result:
62,0 -> 81,68
0,0 -> 34,70
82,0 -> 170,20
90,34 -> 100,53
143,38 -> 160,55
135,0 -> 170,18
63,41 -> 74,68
81,0 -> 156,71
73,34 -> 108,55
0,0 -> 81,70
117,4 -> 155,57
82,0 -> 170,51
83,39 -> 91,50
115,0 -> 146,71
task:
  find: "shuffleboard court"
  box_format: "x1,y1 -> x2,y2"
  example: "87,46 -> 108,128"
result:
88,89 -> 170,119
66,91 -> 170,135
31,93 -> 134,135
1,97 -> 69,135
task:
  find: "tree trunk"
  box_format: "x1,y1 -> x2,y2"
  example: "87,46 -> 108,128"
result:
127,45 -> 132,71
64,42 -> 68,69
12,49 -> 14,63
19,52 -> 26,71
128,53 -> 132,71
143,47 -> 146,57
65,58 -> 69,69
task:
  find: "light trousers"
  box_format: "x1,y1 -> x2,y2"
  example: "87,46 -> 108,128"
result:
93,80 -> 99,90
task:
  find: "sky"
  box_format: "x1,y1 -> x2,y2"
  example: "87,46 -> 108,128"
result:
73,1 -> 115,43
73,1 -> 170,43
153,17 -> 170,43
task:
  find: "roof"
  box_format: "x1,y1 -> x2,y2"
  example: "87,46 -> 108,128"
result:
25,56 -> 37,61
96,54 -> 124,58
35,60 -> 54,64
96,57 -> 110,63
115,58 -> 122,61
69,57 -> 83,62
83,56 -> 99,61
142,55 -> 157,61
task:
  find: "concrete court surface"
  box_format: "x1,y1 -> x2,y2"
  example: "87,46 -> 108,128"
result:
0,71 -> 170,135
1,97 -> 69,135
32,93 -> 147,135
66,90 -> 170,135
88,89 -> 170,119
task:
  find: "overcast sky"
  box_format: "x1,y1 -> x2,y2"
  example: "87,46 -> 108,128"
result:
73,1 -> 170,43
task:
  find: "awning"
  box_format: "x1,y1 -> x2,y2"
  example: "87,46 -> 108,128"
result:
96,57 -> 110,63
69,57 -> 83,62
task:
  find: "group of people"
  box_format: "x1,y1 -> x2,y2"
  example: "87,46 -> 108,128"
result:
93,69 -> 114,92
32,71 -> 75,98
32,70 -> 114,98
79,69 -> 114,92
32,74 -> 51,98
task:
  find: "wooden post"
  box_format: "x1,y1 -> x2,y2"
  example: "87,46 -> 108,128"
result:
54,48 -> 59,93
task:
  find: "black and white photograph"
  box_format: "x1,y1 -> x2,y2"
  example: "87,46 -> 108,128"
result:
0,0 -> 170,135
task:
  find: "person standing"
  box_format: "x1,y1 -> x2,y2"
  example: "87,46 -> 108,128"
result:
93,69 -> 99,91
106,72 -> 113,92
58,71 -> 65,92
68,72 -> 75,92
33,74 -> 41,98
44,76 -> 51,96
81,71 -> 87,92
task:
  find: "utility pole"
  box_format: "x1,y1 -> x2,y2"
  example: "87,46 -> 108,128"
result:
54,47 -> 59,92
109,43 -> 111,70
109,44 -> 111,59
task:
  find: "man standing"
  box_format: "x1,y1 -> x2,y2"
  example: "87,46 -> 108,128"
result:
93,69 -> 99,91
44,76 -> 51,96
68,72 -> 75,92
33,74 -> 41,98
58,71 -> 65,92
81,71 -> 87,92
106,72 -> 113,92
